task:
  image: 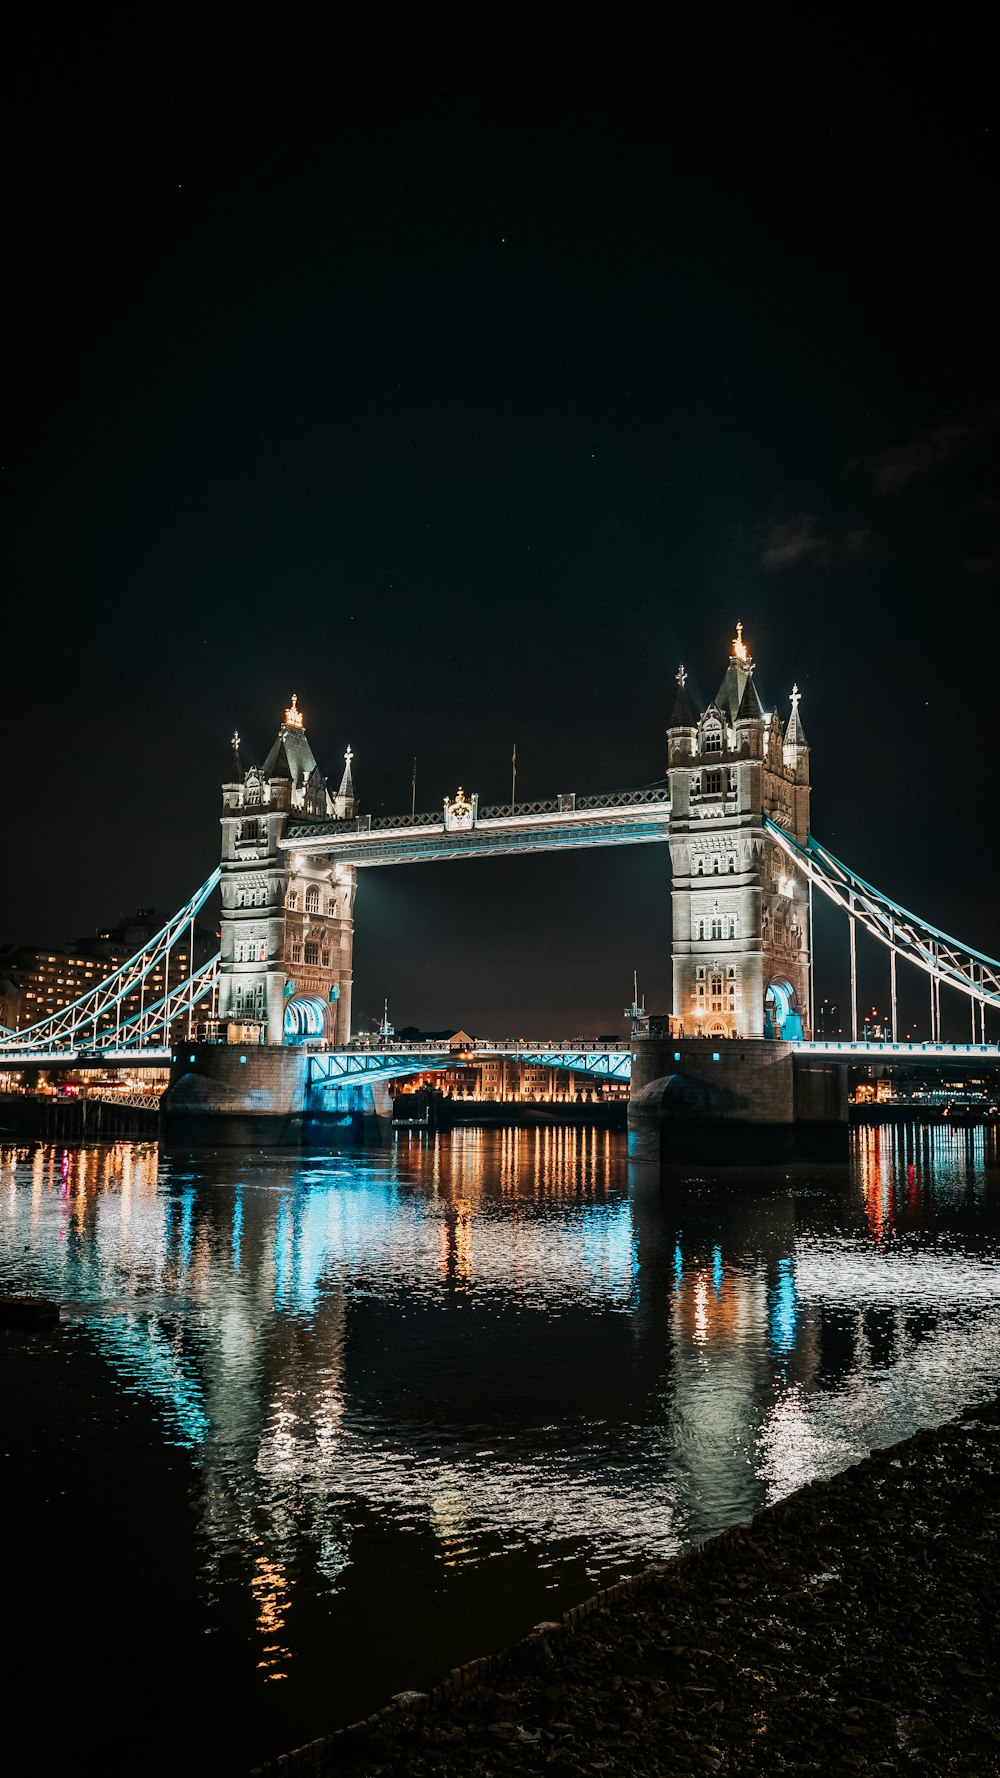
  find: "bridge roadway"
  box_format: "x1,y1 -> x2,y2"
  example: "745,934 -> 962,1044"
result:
282,786 -> 672,867
6,1038 -> 998,1078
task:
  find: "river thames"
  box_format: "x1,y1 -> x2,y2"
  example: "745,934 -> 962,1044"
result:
3,1124 -> 999,1773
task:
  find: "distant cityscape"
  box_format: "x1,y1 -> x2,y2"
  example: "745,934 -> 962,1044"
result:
0,908 -> 217,1039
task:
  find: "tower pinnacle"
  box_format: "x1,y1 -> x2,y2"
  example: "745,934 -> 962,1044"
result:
731,621 -> 751,665
284,693 -> 304,730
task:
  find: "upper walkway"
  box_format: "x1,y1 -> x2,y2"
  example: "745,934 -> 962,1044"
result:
282,786 -> 672,866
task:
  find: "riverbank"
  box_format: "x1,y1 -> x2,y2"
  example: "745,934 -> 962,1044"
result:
259,1397 -> 1000,1776
0,1092 -> 159,1140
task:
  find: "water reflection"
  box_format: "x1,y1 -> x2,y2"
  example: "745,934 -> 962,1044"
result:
2,1123 -> 1000,1770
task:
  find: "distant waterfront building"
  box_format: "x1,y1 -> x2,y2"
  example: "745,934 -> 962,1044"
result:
666,625 -> 811,1040
0,910 -> 216,1040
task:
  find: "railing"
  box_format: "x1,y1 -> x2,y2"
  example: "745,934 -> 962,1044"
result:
287,785 -> 670,839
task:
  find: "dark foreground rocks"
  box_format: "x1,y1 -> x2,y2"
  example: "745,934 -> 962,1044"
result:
256,1399 -> 1000,1776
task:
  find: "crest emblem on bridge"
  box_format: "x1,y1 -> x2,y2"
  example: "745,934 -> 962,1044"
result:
444,787 -> 477,831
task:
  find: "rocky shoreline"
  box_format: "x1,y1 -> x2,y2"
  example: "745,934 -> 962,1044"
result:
254,1397 -> 1000,1776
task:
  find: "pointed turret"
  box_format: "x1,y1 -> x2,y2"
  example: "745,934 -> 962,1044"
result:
263,694 -> 320,808
714,621 -> 756,725
331,745 -> 357,819
784,683 -> 807,749
667,665 -> 699,765
783,684 -> 809,780
667,663 -> 699,729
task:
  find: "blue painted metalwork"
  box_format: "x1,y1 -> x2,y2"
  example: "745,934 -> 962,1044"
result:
307,1044 -> 634,1088
765,820 -> 1000,1013
284,997 -> 328,1043
0,870 -> 221,1057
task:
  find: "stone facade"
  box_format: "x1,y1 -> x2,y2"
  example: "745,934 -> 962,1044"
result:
667,626 -> 811,1040
218,699 -> 357,1046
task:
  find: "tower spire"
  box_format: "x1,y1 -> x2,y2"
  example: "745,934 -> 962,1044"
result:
284,693 -> 304,730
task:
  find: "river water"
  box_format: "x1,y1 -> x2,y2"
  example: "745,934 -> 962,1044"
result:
3,1124 -> 1000,1773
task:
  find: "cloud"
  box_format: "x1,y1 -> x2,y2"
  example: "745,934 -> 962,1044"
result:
758,514 -> 831,569
860,420 -> 980,494
966,549 -> 1000,581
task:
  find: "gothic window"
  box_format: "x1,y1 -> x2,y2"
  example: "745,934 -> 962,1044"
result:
704,724 -> 722,754
321,950 -> 330,967
691,777 -> 701,797
305,886 -> 320,914
727,770 -> 736,795
727,855 -> 735,873
695,857 -> 705,876
258,944 -> 266,962
241,818 -> 260,842
727,967 -> 736,978
291,943 -> 303,964
697,966 -> 706,980
695,919 -> 705,940
711,857 -> 720,875
710,972 -> 724,1007
711,918 -> 723,940
286,890 -> 298,911
327,898 -> 337,916
728,918 -> 736,938
305,941 -> 319,965
705,770 -> 722,796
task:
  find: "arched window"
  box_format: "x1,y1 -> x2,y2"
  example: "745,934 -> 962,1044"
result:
727,856 -> 735,873
327,898 -> 337,916
286,890 -> 298,911
695,858 -> 705,876
305,941 -> 319,965
704,724 -> 722,754
712,857 -> 720,875
711,918 -> 723,940
728,918 -> 736,938
305,885 -> 320,914
695,918 -> 705,940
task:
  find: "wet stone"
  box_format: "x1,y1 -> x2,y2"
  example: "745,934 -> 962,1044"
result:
258,1396 -> 1000,1777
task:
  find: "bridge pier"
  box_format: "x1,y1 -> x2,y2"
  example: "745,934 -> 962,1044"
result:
160,1043 -> 392,1146
628,1037 -> 848,1161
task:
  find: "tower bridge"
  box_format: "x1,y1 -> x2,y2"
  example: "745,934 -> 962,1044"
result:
3,627 -> 998,1153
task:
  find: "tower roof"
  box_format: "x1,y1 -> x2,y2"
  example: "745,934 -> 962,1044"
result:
735,674 -> 764,722
784,684 -> 808,748
667,664 -> 699,728
714,620 -> 757,723
263,694 -> 320,790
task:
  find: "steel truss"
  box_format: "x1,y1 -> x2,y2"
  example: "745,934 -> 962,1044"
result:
0,871 -> 221,1056
309,1045 -> 634,1087
765,820 -> 1000,1036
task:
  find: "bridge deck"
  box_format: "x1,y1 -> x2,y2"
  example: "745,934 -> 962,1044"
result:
282,790 -> 671,866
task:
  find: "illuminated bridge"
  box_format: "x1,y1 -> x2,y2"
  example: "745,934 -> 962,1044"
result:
2,628 -> 998,1151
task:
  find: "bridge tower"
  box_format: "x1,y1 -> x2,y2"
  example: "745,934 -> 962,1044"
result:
218,697 -> 357,1046
666,626 -> 811,1040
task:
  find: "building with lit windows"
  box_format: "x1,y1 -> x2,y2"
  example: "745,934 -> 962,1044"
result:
0,910 -> 216,1040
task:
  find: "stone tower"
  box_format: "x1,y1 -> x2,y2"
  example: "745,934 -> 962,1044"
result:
666,625 -> 811,1040
218,697 -> 357,1045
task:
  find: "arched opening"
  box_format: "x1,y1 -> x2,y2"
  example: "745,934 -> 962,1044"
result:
283,996 -> 329,1044
764,978 -> 803,1040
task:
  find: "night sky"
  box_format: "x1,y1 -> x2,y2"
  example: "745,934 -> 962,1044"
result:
3,29 -> 998,1036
